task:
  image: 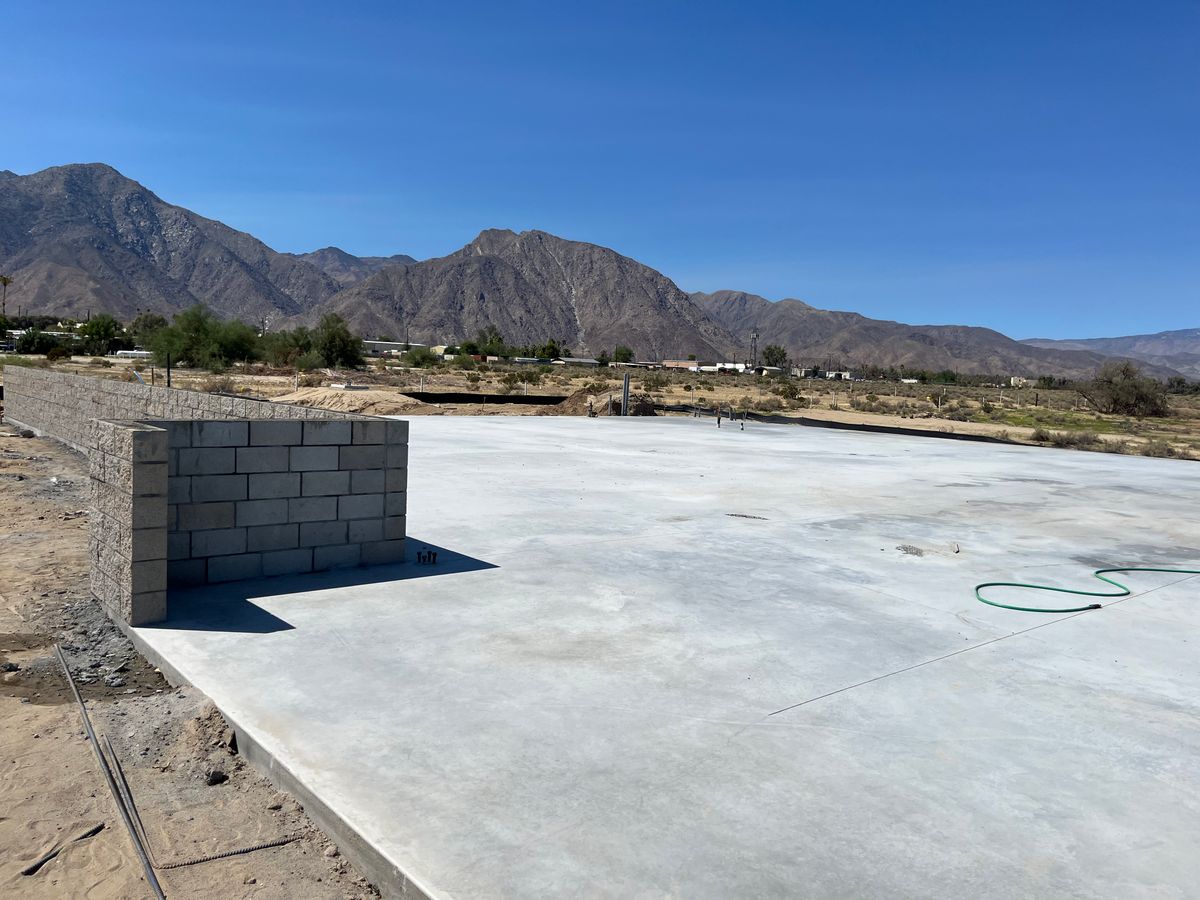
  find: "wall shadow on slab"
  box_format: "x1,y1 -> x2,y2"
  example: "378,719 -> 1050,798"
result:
154,538 -> 497,634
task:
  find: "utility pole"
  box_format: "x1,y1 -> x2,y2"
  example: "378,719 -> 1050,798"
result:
749,331 -> 759,367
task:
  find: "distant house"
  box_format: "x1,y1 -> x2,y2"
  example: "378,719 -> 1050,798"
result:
552,357 -> 601,367
752,365 -> 784,377
792,366 -> 823,378
900,377 -> 921,384
663,359 -> 707,370
825,370 -> 853,381
1010,376 -> 1031,388
361,339 -> 428,356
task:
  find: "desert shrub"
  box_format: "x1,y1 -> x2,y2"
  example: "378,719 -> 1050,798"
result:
1079,361 -> 1169,417
90,357 -> 114,367
46,345 -> 73,362
640,373 -> 668,392
299,373 -> 323,387
296,351 -> 325,372
466,372 -> 481,386
756,397 -> 784,412
1031,427 -> 1052,442
201,374 -> 236,394
1141,439 -> 1183,458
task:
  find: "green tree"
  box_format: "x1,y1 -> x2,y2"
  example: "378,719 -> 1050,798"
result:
314,314 -> 364,367
128,312 -> 169,347
261,327 -> 313,367
78,313 -> 122,355
613,345 -> 634,363
761,344 -> 789,369
1079,361 -> 1169,417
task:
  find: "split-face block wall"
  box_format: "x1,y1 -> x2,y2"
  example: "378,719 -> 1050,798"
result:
5,367 -> 408,626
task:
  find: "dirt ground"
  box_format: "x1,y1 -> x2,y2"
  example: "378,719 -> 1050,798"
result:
0,429 -> 380,900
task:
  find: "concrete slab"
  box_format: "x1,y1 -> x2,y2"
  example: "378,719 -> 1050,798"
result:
131,418 -> 1200,898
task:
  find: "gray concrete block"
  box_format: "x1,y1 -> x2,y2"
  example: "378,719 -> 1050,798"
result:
251,420 -> 302,445
361,539 -> 406,566
338,493 -> 384,520
351,469 -> 385,494
247,523 -> 299,552
302,470 -> 351,496
303,421 -> 352,445
177,502 -> 236,531
262,547 -> 313,577
249,472 -> 302,499
133,462 -> 168,497
299,520 -> 347,547
290,445 -> 339,471
384,516 -> 406,540
385,492 -> 407,517
178,447 -> 235,475
168,476 -> 191,504
168,532 -> 191,561
384,419 -> 409,443
339,444 -> 385,470
191,474 -> 248,502
193,420 -> 249,447
131,558 -> 167,595
132,497 -> 169,530
386,443 -> 409,468
352,420 -> 386,444
237,445 -> 289,473
289,496 -> 337,523
385,468 -> 407,492
128,590 -> 167,626
348,518 -> 384,543
314,543 -> 361,571
191,527 -> 248,558
208,553 -> 263,583
236,499 -> 289,527
131,527 -> 168,562
161,420 -> 192,448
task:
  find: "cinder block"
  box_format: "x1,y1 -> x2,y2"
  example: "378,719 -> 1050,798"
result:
236,445 -> 289,473
385,492 -> 407,517
299,520 -> 347,547
289,496 -> 337,522
339,444 -> 385,470
314,543 -> 360,570
161,421 -> 192,449
386,444 -> 409,468
385,468 -> 407,492
236,499 -> 289,527
303,421 -> 351,445
290,445 -> 339,471
191,527 -> 248,558
178,447 -> 235,475
247,523 -> 299,552
251,420 -> 302,445
168,557 -> 207,586
384,515 -> 406,540
208,553 -> 263,583
262,547 -> 313,577
338,493 -> 384,520
131,527 -> 168,562
168,476 -> 191,504
168,532 -> 191,561
302,470 -> 350,496
348,518 -> 383,543
350,469 -> 384,494
384,419 -> 409,443
190,474 -> 247,502
352,420 -> 386,444
177,502 -> 236,531
128,590 -> 167,626
132,496 -> 168,530
133,463 -> 168,497
249,472 -> 301,499
131,559 -> 167,595
362,539 -> 406,566
193,421 -> 248,447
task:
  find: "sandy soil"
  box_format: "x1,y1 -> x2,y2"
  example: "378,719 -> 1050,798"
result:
0,430 -> 380,899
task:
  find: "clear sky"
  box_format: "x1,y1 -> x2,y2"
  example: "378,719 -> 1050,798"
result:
3,1 -> 1196,338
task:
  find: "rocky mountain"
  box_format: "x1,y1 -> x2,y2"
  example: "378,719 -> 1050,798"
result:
1023,329 -> 1200,379
288,247 -> 417,288
321,229 -> 740,358
691,290 -> 1161,379
0,163 -> 340,322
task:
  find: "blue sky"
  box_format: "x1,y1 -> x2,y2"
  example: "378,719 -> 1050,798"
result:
3,1 -> 1196,338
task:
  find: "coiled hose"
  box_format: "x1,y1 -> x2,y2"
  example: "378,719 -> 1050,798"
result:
976,566 -> 1200,614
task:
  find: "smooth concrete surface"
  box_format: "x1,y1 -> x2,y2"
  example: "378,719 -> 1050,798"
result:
133,417 -> 1200,899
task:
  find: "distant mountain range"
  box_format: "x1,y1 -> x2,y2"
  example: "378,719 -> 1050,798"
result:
0,163 -> 1192,379
1023,330 -> 1200,379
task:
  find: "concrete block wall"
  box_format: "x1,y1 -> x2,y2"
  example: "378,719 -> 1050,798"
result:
89,420 -> 170,626
3,366 -> 354,455
4,368 -> 409,626
164,418 -> 408,586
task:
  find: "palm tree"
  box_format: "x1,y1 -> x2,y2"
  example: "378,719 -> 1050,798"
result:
0,275 -> 10,318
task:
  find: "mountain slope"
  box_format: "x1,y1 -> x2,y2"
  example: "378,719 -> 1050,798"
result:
0,163 -> 339,321
1023,329 -> 1200,379
289,247 -> 417,288
692,290 -> 1162,379
323,229 -> 739,358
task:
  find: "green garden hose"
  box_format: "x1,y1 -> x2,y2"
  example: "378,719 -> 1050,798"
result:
975,566 -> 1200,614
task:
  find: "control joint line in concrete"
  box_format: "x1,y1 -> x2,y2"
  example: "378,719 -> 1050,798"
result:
768,573 -> 1199,717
